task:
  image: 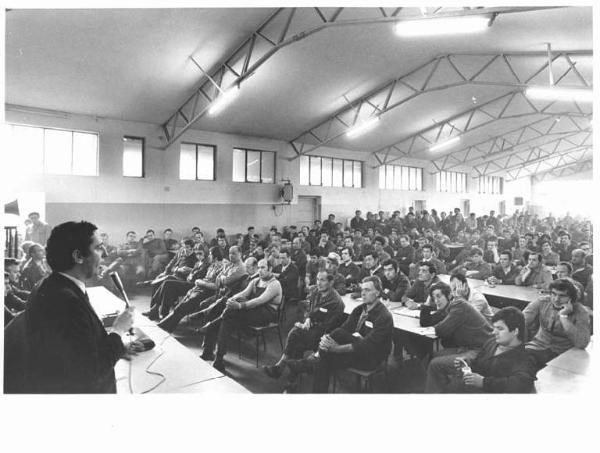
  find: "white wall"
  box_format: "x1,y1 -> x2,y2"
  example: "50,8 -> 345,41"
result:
5,107 -> 516,240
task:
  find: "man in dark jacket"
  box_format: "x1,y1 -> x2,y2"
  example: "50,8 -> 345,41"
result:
445,307 -> 537,393
273,247 -> 300,301
311,275 -> 394,393
421,282 -> 493,393
381,259 -> 410,302
263,271 -> 345,391
14,221 -> 138,393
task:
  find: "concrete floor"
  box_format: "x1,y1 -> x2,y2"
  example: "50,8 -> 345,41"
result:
128,288 -> 428,394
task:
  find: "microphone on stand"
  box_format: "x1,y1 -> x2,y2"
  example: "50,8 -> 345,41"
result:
110,272 -> 131,308
109,272 -> 155,351
109,272 -> 134,335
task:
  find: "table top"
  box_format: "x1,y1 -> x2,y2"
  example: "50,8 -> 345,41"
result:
341,294 -> 436,339
534,366 -> 592,394
437,274 -> 539,304
162,376 -> 251,394
545,341 -> 594,376
88,286 -> 237,394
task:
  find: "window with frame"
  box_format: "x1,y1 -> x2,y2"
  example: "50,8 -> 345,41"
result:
478,176 -> 504,194
123,136 -> 144,177
299,155 -> 362,188
232,148 -> 275,183
5,123 -> 98,176
378,164 -> 423,191
435,171 -> 467,193
179,143 -> 216,181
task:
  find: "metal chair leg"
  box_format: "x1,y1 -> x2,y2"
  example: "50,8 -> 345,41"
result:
277,326 -> 283,350
256,335 -> 260,367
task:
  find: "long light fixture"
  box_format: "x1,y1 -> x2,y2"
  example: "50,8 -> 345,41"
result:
395,16 -> 491,37
430,136 -> 460,152
208,85 -> 240,115
525,86 -> 593,104
346,117 -> 380,139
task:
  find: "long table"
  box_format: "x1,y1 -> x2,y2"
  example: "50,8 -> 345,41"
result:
535,341 -> 594,393
437,274 -> 539,309
341,294 -> 436,339
88,286 -> 251,394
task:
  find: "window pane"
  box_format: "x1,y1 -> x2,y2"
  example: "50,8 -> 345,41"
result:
123,137 -> 143,177
386,165 -> 394,190
300,156 -> 309,185
440,172 -> 447,192
72,132 -> 98,176
44,129 -> 72,174
310,157 -> 321,186
436,172 -> 440,191
379,166 -> 385,190
353,161 -> 362,188
394,166 -> 402,190
232,148 -> 246,182
261,151 -> 275,183
343,160 -> 353,187
246,150 -> 261,182
11,125 -> 44,174
409,167 -> 416,190
401,166 -> 409,190
450,172 -> 456,192
416,168 -> 423,190
322,158 -> 332,187
179,144 -> 196,180
332,159 -> 343,187
197,145 -> 215,180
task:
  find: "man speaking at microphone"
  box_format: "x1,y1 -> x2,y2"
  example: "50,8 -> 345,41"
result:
20,221 -> 139,393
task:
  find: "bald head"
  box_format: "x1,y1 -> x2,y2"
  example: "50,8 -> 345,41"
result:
244,257 -> 258,275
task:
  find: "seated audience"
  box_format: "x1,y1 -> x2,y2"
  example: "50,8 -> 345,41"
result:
443,308 -> 537,393
143,245 -> 208,320
163,228 -> 180,259
20,243 -> 51,290
409,244 -> 446,279
273,247 -> 300,301
140,229 -> 170,278
24,211 -> 51,245
263,271 -> 345,392
540,240 -> 559,267
515,252 -> 553,287
205,259 -> 282,373
403,261 -> 441,309
449,273 -> 493,321
449,247 -> 492,280
309,276 -> 394,393
523,278 -> 591,369
570,249 -> 593,289
5,272 -> 27,325
117,231 -> 145,290
338,247 -> 360,286
421,282 -> 494,393
381,259 -> 410,302
488,250 -> 521,285
325,253 -> 347,295
157,246 -> 244,333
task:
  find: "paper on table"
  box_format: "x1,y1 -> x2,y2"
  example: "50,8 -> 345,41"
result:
392,307 -> 421,318
415,326 -> 436,336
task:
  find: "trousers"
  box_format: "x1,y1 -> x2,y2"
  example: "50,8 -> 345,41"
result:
312,328 -> 381,393
157,287 -> 216,332
424,348 -> 480,393
206,305 -> 276,360
284,325 -> 326,359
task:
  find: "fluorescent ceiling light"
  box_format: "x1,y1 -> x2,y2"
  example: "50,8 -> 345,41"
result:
346,117 -> 380,139
430,136 -> 460,152
208,86 -> 240,115
395,16 -> 490,37
525,86 -> 593,104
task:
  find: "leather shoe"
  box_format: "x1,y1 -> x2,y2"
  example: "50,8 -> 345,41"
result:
213,359 -> 226,374
142,310 -> 160,321
263,365 -> 283,379
200,351 -> 215,361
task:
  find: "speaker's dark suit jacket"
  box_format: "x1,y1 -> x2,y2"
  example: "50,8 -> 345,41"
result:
19,272 -> 125,393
